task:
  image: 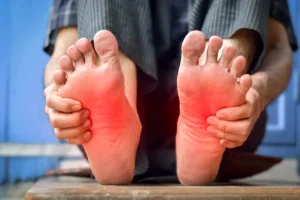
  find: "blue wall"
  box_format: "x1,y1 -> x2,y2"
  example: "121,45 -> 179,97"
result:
0,0 -> 11,183
0,0 -> 59,182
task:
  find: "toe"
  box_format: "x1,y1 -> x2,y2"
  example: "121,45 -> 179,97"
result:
206,36 -> 223,64
239,74 -> 252,92
60,55 -> 74,73
230,56 -> 246,77
67,45 -> 84,67
181,31 -> 206,66
53,70 -> 66,87
76,38 -> 96,66
93,30 -> 119,65
218,46 -> 236,70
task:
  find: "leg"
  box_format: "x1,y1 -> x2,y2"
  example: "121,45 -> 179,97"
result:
176,31 -> 252,185
58,30 -> 142,185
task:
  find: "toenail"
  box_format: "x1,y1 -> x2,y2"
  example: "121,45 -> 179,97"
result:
77,38 -> 86,44
206,117 -> 215,124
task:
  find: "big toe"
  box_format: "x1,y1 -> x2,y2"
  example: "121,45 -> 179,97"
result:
181,31 -> 206,66
94,30 -> 119,65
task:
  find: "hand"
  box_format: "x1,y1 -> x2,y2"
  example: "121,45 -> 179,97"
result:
44,70 -> 91,144
206,87 -> 263,148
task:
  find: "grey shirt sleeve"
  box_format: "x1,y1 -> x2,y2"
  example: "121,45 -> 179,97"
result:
190,0 -> 270,42
43,0 -> 77,55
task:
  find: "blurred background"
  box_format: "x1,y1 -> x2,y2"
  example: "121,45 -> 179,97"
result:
0,0 -> 85,186
0,0 -> 300,198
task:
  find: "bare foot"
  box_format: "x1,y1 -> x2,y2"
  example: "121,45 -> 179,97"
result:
57,30 -> 141,184
176,31 -> 252,185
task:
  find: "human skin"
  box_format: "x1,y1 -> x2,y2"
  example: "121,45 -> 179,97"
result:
55,31 -> 141,184
44,27 -> 138,145
44,26 -> 79,87
44,27 -> 259,143
177,21 -> 293,184
44,26 -> 261,185
206,19 -> 293,148
176,31 -> 253,185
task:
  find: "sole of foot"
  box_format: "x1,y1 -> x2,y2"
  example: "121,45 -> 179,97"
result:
56,30 -> 141,185
176,31 -> 252,185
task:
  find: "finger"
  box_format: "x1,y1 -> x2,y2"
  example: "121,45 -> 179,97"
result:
215,103 -> 253,120
54,120 -> 91,140
206,116 -> 251,135
66,131 -> 92,144
220,139 -> 243,149
46,93 -> 82,113
207,126 -> 247,143
49,109 -> 90,128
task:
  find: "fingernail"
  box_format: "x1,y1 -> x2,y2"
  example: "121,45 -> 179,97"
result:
83,120 -> 90,128
83,110 -> 90,119
83,132 -> 91,140
216,112 -> 225,118
72,104 -> 81,111
206,117 -> 214,124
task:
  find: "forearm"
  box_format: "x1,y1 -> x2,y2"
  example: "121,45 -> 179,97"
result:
251,19 -> 293,111
44,26 -> 78,87
252,44 -> 292,111
222,29 -> 261,73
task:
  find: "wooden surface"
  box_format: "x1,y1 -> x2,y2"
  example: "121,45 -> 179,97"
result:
25,176 -> 300,200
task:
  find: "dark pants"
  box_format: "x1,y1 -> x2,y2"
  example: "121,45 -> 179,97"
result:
78,42 -> 267,183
